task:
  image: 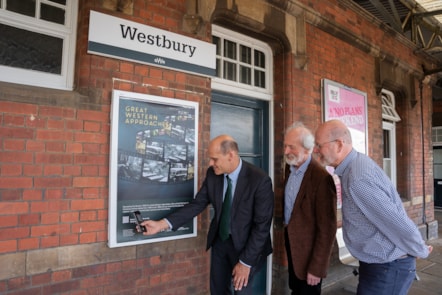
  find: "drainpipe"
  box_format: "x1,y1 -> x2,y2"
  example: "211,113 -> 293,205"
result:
419,80 -> 427,227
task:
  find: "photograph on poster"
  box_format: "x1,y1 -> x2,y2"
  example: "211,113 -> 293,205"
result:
108,90 -> 198,247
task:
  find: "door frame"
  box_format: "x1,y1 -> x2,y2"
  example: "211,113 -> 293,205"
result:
211,24 -> 274,293
210,89 -> 274,293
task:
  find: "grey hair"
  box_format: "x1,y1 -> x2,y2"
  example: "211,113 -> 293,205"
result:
285,122 -> 315,152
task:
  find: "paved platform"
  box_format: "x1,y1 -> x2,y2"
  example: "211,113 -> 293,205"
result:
322,209 -> 442,295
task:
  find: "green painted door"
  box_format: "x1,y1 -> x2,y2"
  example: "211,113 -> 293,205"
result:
211,91 -> 270,294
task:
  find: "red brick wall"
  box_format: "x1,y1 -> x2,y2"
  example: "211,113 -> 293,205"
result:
0,0 -> 435,294
0,102 -> 102,250
0,95 -> 210,294
0,0 -> 212,294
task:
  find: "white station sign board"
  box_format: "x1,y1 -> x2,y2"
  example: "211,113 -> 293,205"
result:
88,11 -> 216,77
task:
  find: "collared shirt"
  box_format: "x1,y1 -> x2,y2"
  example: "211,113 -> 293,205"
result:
334,149 -> 429,263
226,159 -> 251,268
284,155 -> 311,225
225,159 -> 242,202
166,160 -> 243,230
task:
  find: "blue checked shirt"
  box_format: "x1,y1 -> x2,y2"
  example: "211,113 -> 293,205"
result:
284,155 -> 311,225
335,149 -> 429,263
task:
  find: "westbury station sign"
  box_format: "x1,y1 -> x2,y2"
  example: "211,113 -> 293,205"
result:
88,11 -> 216,77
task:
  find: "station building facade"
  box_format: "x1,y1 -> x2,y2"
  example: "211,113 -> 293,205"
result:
0,0 -> 438,294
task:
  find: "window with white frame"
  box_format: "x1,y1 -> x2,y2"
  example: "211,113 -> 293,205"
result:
211,25 -> 272,100
0,0 -> 78,90
433,127 -> 442,146
382,89 -> 401,187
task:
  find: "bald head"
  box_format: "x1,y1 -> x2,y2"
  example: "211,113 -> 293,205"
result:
314,120 -> 353,168
317,120 -> 352,144
211,135 -> 239,155
208,135 -> 240,175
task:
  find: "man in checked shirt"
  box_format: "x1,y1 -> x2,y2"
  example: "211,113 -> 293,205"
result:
314,119 -> 433,295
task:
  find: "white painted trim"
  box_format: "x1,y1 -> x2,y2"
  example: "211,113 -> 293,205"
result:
0,0 -> 78,90
266,100 -> 275,295
381,89 -> 401,122
383,121 -> 397,187
211,24 -> 273,100
433,127 -> 442,146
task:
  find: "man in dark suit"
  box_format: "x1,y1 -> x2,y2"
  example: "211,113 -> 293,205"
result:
283,122 -> 337,295
141,134 -> 274,295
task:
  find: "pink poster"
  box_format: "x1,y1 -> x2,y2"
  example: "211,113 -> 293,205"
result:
322,79 -> 368,209
322,79 -> 368,154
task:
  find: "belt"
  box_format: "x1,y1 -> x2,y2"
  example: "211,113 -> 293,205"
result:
360,255 -> 414,265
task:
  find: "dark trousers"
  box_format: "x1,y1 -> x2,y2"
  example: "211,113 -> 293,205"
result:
357,256 -> 416,295
210,236 -> 264,295
284,229 -> 322,295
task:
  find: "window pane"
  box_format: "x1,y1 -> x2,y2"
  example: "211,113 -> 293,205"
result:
0,23 -> 63,74
383,159 -> 391,179
49,0 -> 67,5
240,65 -> 251,85
383,129 -> 390,157
224,40 -> 236,60
215,59 -> 221,77
223,61 -> 236,81
213,36 -> 221,55
254,50 -> 265,68
435,164 -> 442,179
254,70 -> 265,88
41,3 -> 65,25
6,0 -> 35,17
212,28 -> 270,93
240,45 -> 251,64
434,149 -> 442,163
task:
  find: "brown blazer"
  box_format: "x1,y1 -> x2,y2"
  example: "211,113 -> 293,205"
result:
285,158 -> 337,279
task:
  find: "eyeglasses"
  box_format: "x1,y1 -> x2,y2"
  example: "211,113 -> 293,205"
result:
314,139 -> 337,149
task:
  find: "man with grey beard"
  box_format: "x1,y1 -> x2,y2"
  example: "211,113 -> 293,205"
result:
283,122 -> 337,295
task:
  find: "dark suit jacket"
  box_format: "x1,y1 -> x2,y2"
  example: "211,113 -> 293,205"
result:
167,161 -> 274,267
285,158 -> 337,279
